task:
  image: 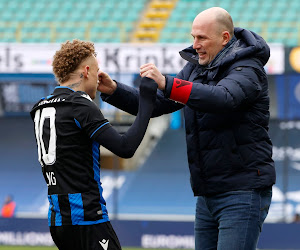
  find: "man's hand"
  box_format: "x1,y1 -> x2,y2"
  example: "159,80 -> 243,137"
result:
140,63 -> 166,91
97,71 -> 117,95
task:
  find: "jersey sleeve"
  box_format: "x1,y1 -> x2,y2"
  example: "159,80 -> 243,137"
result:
71,93 -> 111,139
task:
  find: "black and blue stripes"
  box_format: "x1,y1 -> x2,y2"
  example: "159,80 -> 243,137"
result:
48,194 -> 62,227
47,141 -> 109,227
92,141 -> 109,217
48,191 -> 109,226
69,193 -> 84,224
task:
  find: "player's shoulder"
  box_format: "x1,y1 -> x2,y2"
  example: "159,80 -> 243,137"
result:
69,91 -> 96,105
30,93 -> 63,117
74,91 -> 93,102
68,91 -> 101,115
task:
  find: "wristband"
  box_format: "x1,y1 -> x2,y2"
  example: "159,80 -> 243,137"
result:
169,78 -> 193,104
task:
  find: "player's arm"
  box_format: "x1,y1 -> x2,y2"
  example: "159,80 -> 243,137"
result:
95,77 -> 158,158
99,72 -> 183,118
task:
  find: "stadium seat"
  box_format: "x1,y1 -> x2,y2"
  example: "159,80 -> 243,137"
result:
0,0 -> 298,46
159,0 -> 299,46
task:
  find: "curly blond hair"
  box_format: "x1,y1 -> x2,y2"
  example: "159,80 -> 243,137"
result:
52,39 -> 97,83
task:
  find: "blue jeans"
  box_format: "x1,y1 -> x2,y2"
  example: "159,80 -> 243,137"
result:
194,187 -> 272,250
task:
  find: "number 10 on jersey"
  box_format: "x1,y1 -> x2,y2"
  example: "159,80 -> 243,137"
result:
34,107 -> 57,166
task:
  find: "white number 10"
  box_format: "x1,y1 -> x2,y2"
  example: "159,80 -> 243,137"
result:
34,107 -> 57,166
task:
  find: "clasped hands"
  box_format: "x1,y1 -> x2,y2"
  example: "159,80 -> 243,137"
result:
139,63 -> 166,91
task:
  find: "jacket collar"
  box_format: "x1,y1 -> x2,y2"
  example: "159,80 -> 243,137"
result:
54,86 -> 76,93
206,35 -> 237,69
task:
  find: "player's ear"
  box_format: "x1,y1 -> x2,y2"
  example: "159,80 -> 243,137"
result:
82,65 -> 89,78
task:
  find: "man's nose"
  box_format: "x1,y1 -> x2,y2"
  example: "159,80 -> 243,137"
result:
193,40 -> 200,50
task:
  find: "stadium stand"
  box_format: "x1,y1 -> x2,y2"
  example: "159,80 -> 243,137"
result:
131,0 -> 178,43
0,0 -> 147,43
0,0 -> 299,45
160,0 -> 300,45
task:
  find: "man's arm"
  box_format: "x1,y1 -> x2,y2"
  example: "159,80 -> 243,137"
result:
140,63 -> 265,113
94,77 -> 157,158
98,71 -> 183,117
167,67 -> 263,113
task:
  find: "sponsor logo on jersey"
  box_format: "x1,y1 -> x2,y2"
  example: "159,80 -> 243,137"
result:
39,98 -> 64,106
99,239 -> 109,250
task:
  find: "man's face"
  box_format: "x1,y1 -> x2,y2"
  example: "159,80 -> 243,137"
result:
191,20 -> 225,66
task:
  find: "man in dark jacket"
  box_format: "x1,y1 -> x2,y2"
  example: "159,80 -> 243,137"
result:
99,7 -> 275,250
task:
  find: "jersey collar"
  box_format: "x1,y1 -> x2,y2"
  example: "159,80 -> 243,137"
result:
55,86 -> 76,92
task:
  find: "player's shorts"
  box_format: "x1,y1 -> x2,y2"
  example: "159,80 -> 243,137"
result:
50,221 -> 122,250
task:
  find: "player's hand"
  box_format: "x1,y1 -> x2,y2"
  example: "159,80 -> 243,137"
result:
97,71 -> 117,95
140,63 -> 166,90
139,77 -> 158,102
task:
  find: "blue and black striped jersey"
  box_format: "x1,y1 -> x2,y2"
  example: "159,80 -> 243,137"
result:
30,86 -> 111,227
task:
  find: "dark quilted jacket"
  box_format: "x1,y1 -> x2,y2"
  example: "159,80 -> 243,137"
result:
101,27 -> 276,196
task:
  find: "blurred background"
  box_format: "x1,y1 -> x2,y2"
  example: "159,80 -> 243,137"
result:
0,0 -> 300,249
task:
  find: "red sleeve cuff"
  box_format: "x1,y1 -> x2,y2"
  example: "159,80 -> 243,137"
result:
169,78 -> 193,104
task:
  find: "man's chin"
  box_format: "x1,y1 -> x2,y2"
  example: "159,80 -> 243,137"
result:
198,59 -> 208,66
